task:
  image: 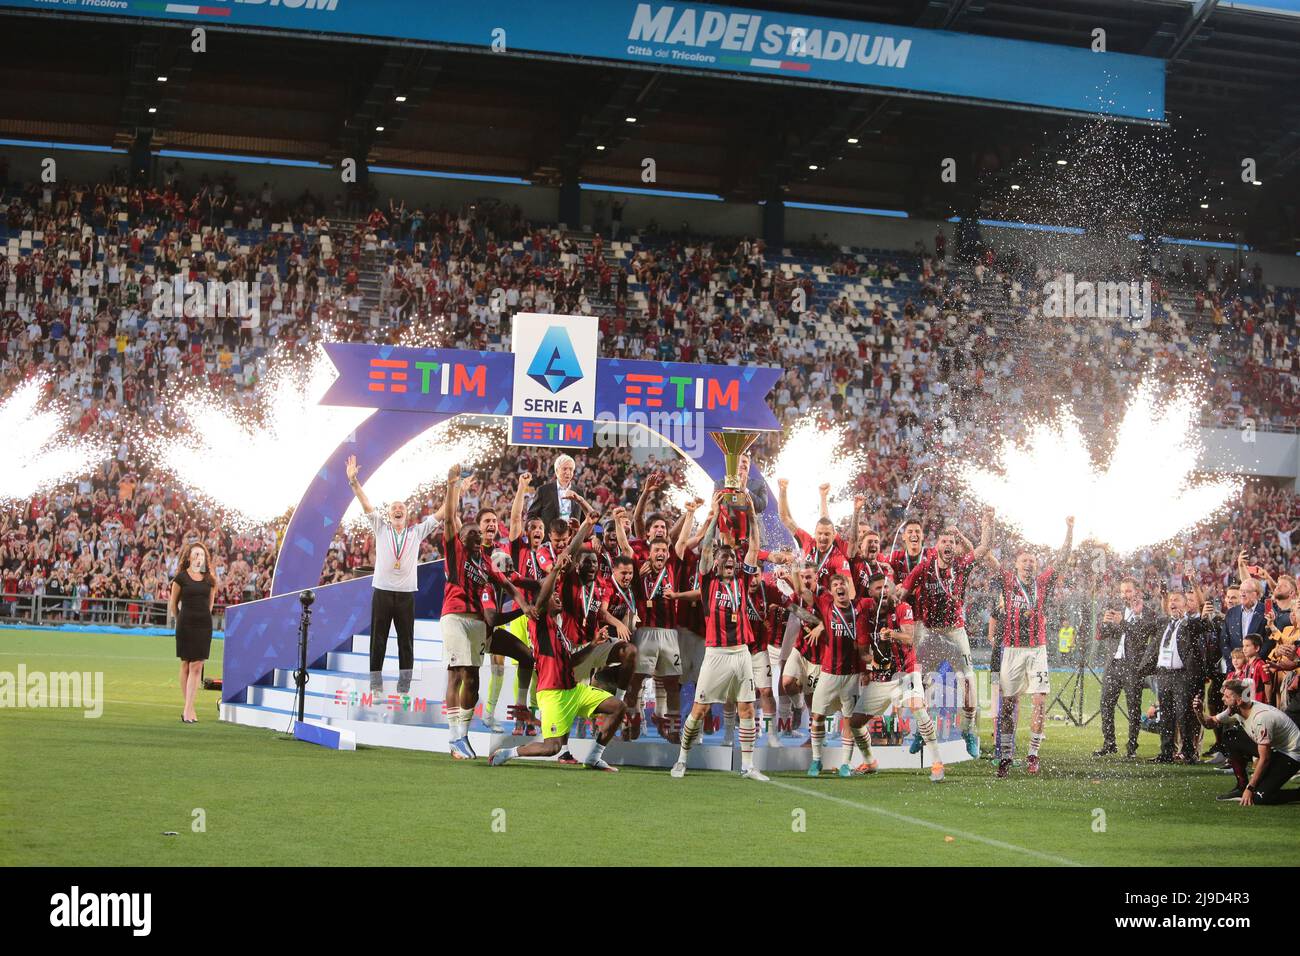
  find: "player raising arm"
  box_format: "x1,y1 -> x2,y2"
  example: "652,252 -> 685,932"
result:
979,514 -> 1074,777
345,454 -> 441,696
490,516 -> 628,772
671,490 -> 769,781
899,516 -> 991,758
777,477 -> 853,597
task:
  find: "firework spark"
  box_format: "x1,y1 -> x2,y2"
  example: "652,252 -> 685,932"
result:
664,456 -> 717,513
341,420 -> 505,526
958,381 -> 1239,555
763,418 -> 867,528
0,378 -> 111,503
148,343 -> 373,527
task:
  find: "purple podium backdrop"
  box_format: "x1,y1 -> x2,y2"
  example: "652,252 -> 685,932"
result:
222,343 -> 785,704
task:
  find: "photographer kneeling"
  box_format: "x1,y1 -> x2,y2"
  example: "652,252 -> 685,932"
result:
1196,679 -> 1300,805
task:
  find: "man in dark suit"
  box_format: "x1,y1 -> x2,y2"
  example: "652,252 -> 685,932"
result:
1219,579 -> 1271,671
526,453 -> 580,530
1140,591 -> 1208,763
1095,576 -> 1158,758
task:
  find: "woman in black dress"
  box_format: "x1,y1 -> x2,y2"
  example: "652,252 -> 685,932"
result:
170,543 -> 218,723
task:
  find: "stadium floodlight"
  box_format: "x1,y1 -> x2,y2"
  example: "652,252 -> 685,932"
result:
375,125 -> 385,132
1056,159 -> 1068,165
394,95 -> 406,103
596,145 -> 605,150
1200,202 -> 1209,208
847,137 -> 859,144
1011,184 -> 1021,190
808,164 -> 818,170
147,107 -> 157,114
624,116 -> 636,123
156,75 -> 167,83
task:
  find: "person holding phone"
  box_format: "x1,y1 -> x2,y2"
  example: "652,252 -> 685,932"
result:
1194,680 -> 1300,804
1220,577 -> 1273,678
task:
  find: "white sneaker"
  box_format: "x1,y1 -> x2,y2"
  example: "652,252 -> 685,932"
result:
584,757 -> 619,773
670,761 -> 687,778
739,766 -> 769,782
766,733 -> 783,748
482,714 -> 504,733
722,727 -> 735,746
929,761 -> 945,783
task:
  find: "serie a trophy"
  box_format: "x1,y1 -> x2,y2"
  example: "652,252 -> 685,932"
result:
709,431 -> 758,548
710,429 -> 758,504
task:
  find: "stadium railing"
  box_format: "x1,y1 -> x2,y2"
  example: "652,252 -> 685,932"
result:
0,595 -> 230,630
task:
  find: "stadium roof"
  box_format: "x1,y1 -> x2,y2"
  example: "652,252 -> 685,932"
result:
1,0 -> 1297,251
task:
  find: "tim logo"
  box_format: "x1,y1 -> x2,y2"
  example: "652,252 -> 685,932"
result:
50,886 -> 151,936
527,326 -> 584,394
519,421 -> 585,443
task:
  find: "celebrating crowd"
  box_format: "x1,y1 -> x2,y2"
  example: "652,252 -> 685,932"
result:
1,169 -> 1298,633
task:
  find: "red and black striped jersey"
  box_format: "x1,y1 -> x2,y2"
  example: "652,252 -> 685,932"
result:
791,594 -> 822,660
794,528 -> 851,591
701,565 -> 758,648
510,533 -> 544,581
439,532 -> 509,618
813,593 -> 871,675
851,554 -> 895,594
634,557 -> 679,630
561,574 -> 605,645
602,575 -> 637,625
859,596 -> 918,678
901,553 -> 976,629
529,609 -> 578,691
532,540 -> 564,578
996,567 -> 1059,648
677,547 -> 705,634
745,576 -> 789,652
885,547 -> 932,584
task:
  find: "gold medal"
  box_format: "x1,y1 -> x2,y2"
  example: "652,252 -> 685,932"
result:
394,561 -> 401,571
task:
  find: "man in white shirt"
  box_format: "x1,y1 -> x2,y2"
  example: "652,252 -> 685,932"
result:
1197,679 -> 1300,804
1139,590 -> 1206,764
1096,576 -> 1156,758
346,454 -> 440,695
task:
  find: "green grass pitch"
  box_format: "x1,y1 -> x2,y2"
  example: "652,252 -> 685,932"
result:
2,628 -> 1296,867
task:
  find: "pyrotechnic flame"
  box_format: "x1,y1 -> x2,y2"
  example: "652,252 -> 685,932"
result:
148,343 -> 373,527
664,457 -> 716,513
763,418 -> 866,528
341,420 -> 505,526
958,381 -> 1239,555
0,378 -> 111,503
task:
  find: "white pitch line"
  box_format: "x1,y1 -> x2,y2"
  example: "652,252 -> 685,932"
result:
0,651 -> 177,663
765,778 -> 1087,867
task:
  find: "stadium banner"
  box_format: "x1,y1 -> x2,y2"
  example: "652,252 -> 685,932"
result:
509,313 -> 599,449
317,342 -> 783,440
0,0 -> 1165,119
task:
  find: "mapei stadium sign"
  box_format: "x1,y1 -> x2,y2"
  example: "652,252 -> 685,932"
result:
1,0 -> 1165,119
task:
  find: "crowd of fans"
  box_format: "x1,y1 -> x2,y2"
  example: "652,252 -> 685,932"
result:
1,167 -> 1298,627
